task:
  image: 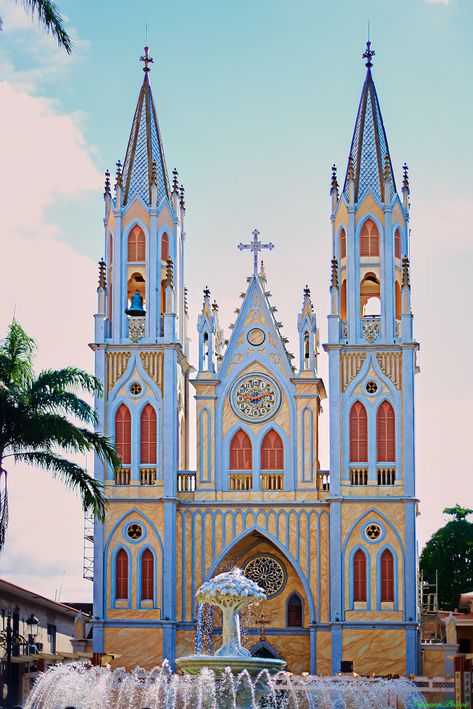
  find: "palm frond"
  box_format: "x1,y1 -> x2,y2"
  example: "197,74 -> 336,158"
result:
14,451 -> 106,520
17,0 -> 72,53
33,368 -> 104,397
0,321 -> 35,388
28,389 -> 98,426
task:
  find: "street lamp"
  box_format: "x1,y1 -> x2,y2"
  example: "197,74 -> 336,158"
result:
0,610 -> 28,708
26,614 -> 39,655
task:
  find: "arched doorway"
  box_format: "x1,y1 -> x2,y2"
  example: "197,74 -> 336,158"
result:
251,641 -> 282,660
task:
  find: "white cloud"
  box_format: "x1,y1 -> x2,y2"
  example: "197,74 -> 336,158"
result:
424,0 -> 449,4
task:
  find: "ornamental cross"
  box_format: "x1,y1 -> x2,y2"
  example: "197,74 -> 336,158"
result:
140,46 -> 154,73
363,40 -> 375,68
238,229 -> 274,276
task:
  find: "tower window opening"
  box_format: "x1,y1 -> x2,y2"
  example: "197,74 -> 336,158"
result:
353,549 -> 367,603
349,402 -> 368,462
395,281 -> 402,320
360,272 -> 380,317
115,548 -> 129,600
304,333 -> 310,369
340,280 -> 347,320
160,279 -> 167,317
376,401 -> 395,462
340,228 -> 347,259
380,549 -> 394,602
261,429 -> 284,470
360,219 -> 379,257
287,593 -> 303,627
140,404 -> 157,465
161,233 -> 169,262
127,271 -> 146,310
128,226 -> 146,262
141,549 -> 154,601
115,404 -> 131,465
394,229 -> 401,259
230,430 -> 252,470
203,332 -> 209,368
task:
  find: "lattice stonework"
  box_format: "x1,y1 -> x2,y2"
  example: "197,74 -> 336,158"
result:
140,352 -> 164,392
106,352 -> 131,392
376,352 -> 402,389
340,353 -> 367,391
244,556 -> 285,597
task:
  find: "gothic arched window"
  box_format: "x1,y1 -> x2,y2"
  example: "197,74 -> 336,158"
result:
395,281 -> 402,320
287,593 -> 303,627
394,229 -> 401,259
230,431 -> 252,470
349,402 -> 368,462
360,219 -> 379,257
128,226 -> 146,262
161,233 -> 169,262
353,549 -> 367,602
115,549 -> 129,600
380,549 -> 394,602
377,401 -> 395,462
115,404 -> 131,465
261,430 -> 284,470
141,549 -> 154,601
140,404 -> 157,465
340,279 -> 347,320
340,228 -> 347,259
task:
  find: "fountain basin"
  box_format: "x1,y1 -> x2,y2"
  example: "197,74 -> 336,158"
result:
176,654 -> 286,676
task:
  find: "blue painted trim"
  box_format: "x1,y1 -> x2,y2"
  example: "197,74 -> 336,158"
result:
199,407 -> 211,482
301,406 -> 314,482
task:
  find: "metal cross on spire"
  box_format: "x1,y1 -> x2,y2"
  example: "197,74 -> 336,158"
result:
238,229 -> 274,276
363,40 -> 375,68
140,45 -> 154,73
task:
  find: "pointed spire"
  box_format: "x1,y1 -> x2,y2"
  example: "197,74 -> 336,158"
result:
402,163 -> 410,192
179,184 -> 185,209
201,286 -> 211,317
343,41 -> 396,203
172,168 -> 179,193
184,287 -> 189,316
121,48 -> 170,206
212,299 -> 219,313
331,258 -> 339,289
259,259 -> 267,284
115,160 -> 123,188
166,257 -> 174,289
330,164 -> 339,194
98,258 -> 106,290
383,154 -> 391,182
301,285 -> 314,319
104,170 -> 111,198
402,256 -> 410,288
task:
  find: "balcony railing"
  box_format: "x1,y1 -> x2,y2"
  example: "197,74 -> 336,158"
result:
229,473 -> 252,491
316,472 -> 330,491
361,317 -> 380,343
140,468 -> 157,485
260,473 -> 284,491
115,468 -> 131,485
377,467 -> 396,485
177,471 -> 196,492
350,467 -> 368,485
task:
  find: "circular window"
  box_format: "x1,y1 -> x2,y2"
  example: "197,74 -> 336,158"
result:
243,555 -> 286,597
126,523 -> 143,540
247,328 -> 265,346
129,382 -> 143,396
365,523 -> 382,541
365,380 -> 378,395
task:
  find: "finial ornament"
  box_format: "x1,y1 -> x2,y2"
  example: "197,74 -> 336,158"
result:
179,184 -> 185,208
383,154 -> 391,181
172,168 -> 179,193
140,45 -> 154,73
150,160 -> 158,186
166,257 -> 174,289
331,258 -> 339,289
238,229 -> 274,276
115,160 -> 123,188
104,170 -> 111,198
98,258 -> 107,290
330,164 -> 339,194
347,155 -> 355,181
212,299 -> 219,312
184,287 -> 189,315
402,163 -> 410,192
203,285 -> 211,301
402,256 -> 410,288
363,40 -> 375,69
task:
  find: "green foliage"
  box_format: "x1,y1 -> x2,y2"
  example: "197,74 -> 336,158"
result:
420,507 -> 473,610
0,321 -> 120,551
3,0 -> 72,53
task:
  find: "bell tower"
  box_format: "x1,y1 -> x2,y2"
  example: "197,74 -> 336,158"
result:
325,42 -> 419,675
92,47 -> 191,665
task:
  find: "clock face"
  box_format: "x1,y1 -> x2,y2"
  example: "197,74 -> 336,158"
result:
231,373 -> 281,422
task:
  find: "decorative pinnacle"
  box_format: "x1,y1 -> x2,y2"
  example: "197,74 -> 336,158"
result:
150,160 -> 158,186
402,163 -> 410,192
98,258 -> 106,290
238,229 -> 275,276
330,164 -> 339,194
140,45 -> 154,73
184,287 -> 189,315
104,170 -> 111,198
212,299 -> 219,312
363,40 -> 375,69
402,256 -> 410,288
179,184 -> 185,208
172,168 -> 179,193
331,257 -> 339,289
166,257 -> 174,288
203,285 -> 211,301
115,160 -> 123,188
347,155 -> 355,181
383,154 -> 391,181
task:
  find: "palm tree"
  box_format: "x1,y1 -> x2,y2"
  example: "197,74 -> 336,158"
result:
2,0 -> 72,53
0,321 -> 119,551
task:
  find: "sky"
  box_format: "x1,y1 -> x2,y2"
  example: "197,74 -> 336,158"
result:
0,0 -> 472,602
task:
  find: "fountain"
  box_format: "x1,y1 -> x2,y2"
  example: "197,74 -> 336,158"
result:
24,568 -> 425,708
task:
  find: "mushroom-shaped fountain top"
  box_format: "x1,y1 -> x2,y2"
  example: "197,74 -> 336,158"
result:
196,567 -> 266,611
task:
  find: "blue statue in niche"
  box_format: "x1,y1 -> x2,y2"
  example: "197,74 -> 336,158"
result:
126,290 -> 146,316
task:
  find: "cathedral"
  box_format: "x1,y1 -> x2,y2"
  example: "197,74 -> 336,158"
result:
91,42 -> 419,676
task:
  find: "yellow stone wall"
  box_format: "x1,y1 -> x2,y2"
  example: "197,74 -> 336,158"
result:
105,627 -> 163,671
342,629 -> 405,676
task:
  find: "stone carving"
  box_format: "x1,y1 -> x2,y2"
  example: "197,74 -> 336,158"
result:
362,317 -> 380,343
128,316 -> 145,342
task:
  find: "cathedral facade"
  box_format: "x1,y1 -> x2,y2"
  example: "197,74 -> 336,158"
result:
91,42 -> 419,676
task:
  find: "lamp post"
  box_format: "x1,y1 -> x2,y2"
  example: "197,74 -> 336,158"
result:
0,609 -> 35,708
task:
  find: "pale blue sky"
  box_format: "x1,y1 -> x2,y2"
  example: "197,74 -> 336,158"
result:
0,0 -> 472,600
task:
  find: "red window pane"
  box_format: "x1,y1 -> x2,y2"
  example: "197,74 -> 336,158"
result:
353,549 -> 367,602
261,430 -> 284,470
340,229 -> 346,259
128,226 -> 146,262
141,549 -> 154,601
360,219 -> 379,257
140,404 -> 157,464
116,549 -> 128,599
350,402 -> 368,462
161,233 -> 169,261
287,594 -> 303,627
377,402 -> 395,462
381,549 -> 394,602
115,404 -> 131,465
230,431 -> 252,470
395,229 -> 401,259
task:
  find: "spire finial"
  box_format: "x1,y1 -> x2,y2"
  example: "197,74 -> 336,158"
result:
172,168 -> 179,193
347,155 -> 355,181
179,184 -> 185,209
98,258 -> 107,290
166,257 -> 174,288
402,163 -> 410,192
150,160 -> 158,186
331,258 -> 339,289
383,154 -> 391,181
212,299 -> 219,313
362,40 -> 375,69
402,256 -> 410,288
238,229 -> 275,276
330,164 -> 339,194
140,46 -> 154,73
104,170 -> 111,198
203,285 -> 211,301
115,160 -> 122,188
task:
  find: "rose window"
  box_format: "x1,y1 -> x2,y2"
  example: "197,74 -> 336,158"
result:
127,523 -> 143,540
243,556 -> 285,597
365,523 -> 381,540
130,382 -> 143,396
365,380 -> 378,394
